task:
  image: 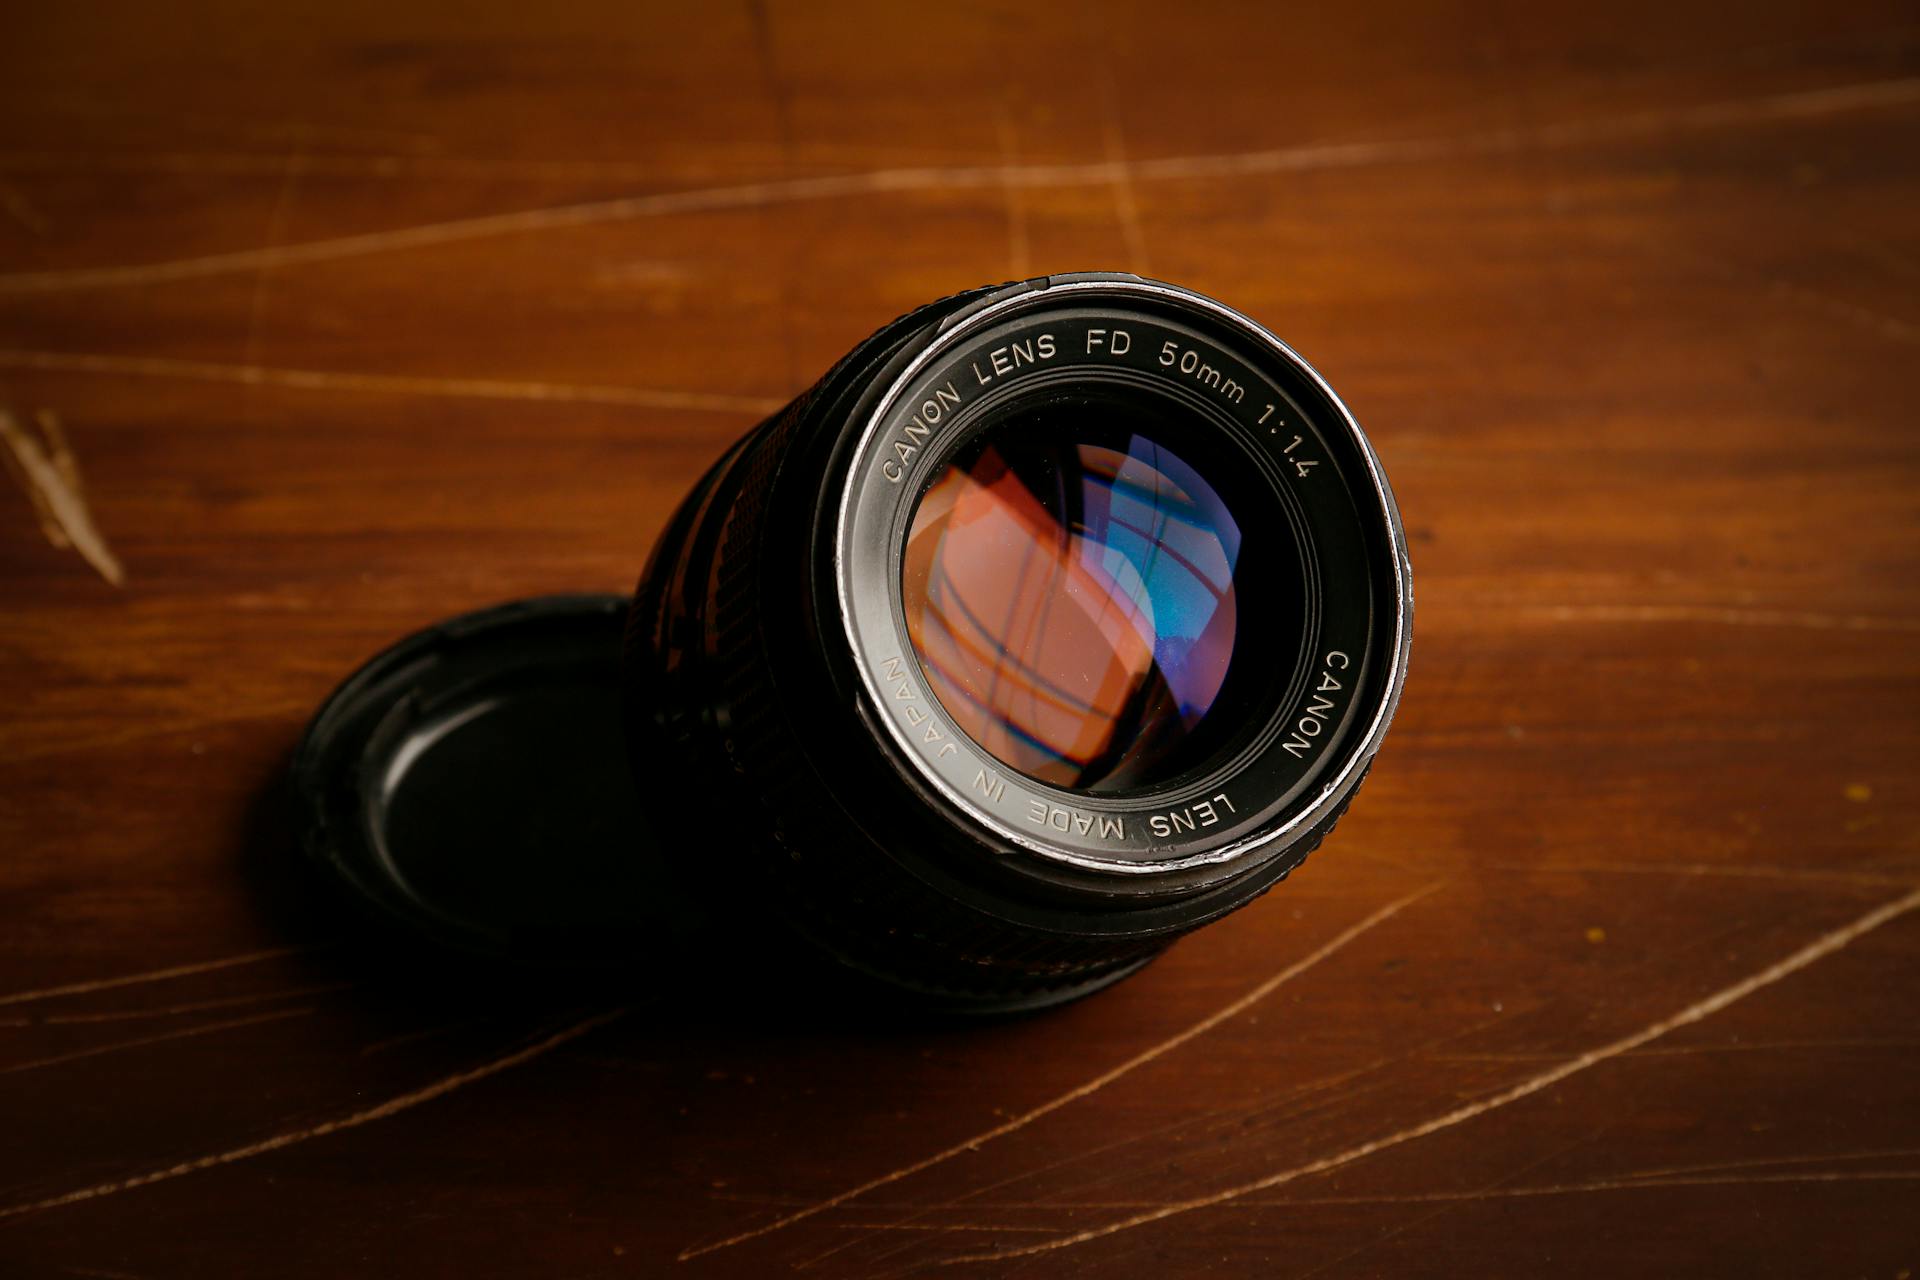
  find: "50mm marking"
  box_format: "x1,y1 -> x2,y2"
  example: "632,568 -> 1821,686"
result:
1157,339 -> 1245,403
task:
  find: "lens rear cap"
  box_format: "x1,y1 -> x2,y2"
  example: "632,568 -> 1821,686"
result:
291,594 -> 704,966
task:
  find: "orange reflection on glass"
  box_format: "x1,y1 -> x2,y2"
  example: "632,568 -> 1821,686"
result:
903,439 -> 1238,791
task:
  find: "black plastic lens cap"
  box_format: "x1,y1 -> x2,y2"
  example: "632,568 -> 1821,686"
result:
291,594 -> 704,966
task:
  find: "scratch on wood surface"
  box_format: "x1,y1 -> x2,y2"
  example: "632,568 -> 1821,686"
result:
0,413 -> 71,548
1,77 -> 1913,296
1524,603 -> 1920,633
709,1154 -> 1920,1216
0,350 -> 785,416
1432,1036 -> 1920,1063
1237,1168 -> 1920,1209
676,883 -> 1441,1262
0,409 -> 125,585
803,1014 -> 1525,1272
745,0 -> 793,158
0,144 -> 980,181
1282,1109 -> 1643,1280
1499,860 -> 1920,888
925,884 -> 1920,1267
2,70 -> 1913,187
0,1006 -> 313,1075
241,152 -> 305,368
1101,119 -> 1150,276
1759,273 -> 1920,346
809,1105 -> 1292,1270
1136,75 -> 1920,183
0,944 -> 327,1009
1606,1144 -> 1920,1182
1654,237 -> 1920,346
25,981 -> 354,1025
846,1007 -> 1538,1271
993,104 -> 1030,280
974,1167 -> 1920,1215
358,1015 -> 495,1056
834,1221 -> 1060,1235
0,1007 -> 630,1221
839,1171 -> 1920,1276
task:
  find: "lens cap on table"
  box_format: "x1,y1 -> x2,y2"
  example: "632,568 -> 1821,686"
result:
291,594 -> 705,967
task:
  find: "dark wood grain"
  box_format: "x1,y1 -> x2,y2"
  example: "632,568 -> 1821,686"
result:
3,3 -> 1917,1276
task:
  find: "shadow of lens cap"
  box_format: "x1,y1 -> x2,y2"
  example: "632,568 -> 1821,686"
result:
291,595 -> 704,966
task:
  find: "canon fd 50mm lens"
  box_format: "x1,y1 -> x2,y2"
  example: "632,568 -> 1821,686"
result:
625,274 -> 1411,1011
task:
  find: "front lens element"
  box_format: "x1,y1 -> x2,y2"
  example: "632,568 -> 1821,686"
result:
903,399 -> 1268,793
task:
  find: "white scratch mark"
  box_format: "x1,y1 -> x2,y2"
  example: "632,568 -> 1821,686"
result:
1,78 -> 1914,296
799,1038 -> 1462,1272
1656,237 -> 1920,347
701,1154 -> 1920,1216
1131,76 -> 1920,183
0,350 -> 785,416
1523,603 -> 1920,633
993,104 -> 1030,281
1494,860 -> 1919,888
0,944 -> 327,1008
1760,273 -> 1920,346
1102,120 -> 1149,276
677,883 -> 1440,1261
811,1005 -> 1534,1272
0,409 -> 125,585
834,1221 -> 1060,1235
1431,1036 -> 1920,1063
0,1007 -> 629,1220
1,1006 -> 313,1075
357,1014 -> 495,1057
1606,1144 -> 1920,1182
888,1167 -> 1920,1224
241,151 -> 305,368
29,981 -> 355,1025
0,143 -> 981,181
929,884 -> 1920,1267
0,69 -> 1909,187
0,170 -> 1020,295
1232,1167 -> 1920,1207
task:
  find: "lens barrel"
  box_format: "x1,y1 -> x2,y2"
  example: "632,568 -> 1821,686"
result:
625,274 -> 1411,1011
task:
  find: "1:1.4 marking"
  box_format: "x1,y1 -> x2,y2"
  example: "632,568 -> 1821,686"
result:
1260,405 -> 1320,478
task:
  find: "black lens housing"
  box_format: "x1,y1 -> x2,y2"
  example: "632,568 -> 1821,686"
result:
624,274 -> 1411,1011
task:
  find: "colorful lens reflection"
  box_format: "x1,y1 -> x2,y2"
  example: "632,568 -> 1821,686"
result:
903,422 -> 1247,793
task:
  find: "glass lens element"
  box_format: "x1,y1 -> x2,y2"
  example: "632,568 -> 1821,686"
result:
903,408 -> 1255,793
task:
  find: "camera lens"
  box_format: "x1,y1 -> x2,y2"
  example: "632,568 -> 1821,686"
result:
625,274 -> 1411,1011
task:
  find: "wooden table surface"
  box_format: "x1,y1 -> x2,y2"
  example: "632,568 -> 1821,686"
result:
3,3 -> 1918,1276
